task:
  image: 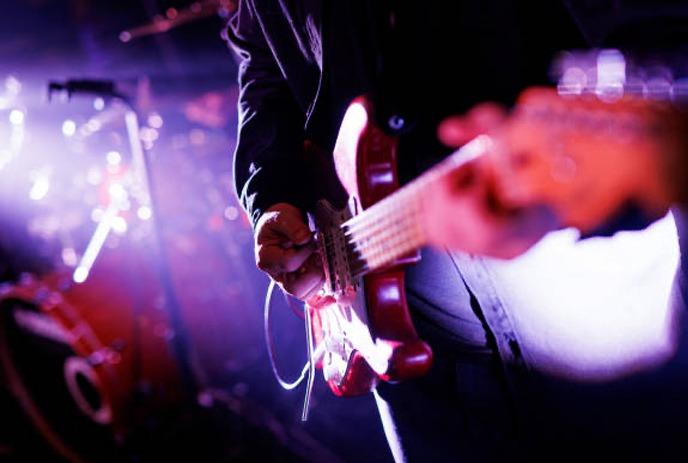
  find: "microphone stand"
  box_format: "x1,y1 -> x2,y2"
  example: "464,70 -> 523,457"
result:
48,79 -> 202,403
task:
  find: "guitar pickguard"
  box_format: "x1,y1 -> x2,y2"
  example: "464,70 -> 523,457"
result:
311,199 -> 390,389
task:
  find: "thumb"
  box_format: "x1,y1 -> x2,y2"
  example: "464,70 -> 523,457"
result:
265,204 -> 312,246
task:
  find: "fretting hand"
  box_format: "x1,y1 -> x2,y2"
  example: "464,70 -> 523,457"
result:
423,102 -> 560,258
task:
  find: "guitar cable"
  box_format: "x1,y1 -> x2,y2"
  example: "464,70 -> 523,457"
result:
264,279 -> 324,421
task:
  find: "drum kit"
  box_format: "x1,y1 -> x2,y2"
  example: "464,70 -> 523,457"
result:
0,84 -> 197,461
0,3 -> 246,461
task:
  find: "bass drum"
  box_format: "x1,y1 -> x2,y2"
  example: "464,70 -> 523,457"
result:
0,281 -> 123,463
0,239 -> 185,461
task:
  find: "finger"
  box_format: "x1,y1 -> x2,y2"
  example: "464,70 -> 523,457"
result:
467,102 -> 507,133
256,242 -> 316,275
281,255 -> 325,300
446,157 -> 482,194
437,115 -> 476,148
271,211 -> 312,246
438,103 -> 507,148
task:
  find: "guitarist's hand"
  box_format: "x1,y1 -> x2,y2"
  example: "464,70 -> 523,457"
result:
426,103 -> 560,258
254,202 -> 324,300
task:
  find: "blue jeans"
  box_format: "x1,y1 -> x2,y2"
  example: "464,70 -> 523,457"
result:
374,211 -> 688,462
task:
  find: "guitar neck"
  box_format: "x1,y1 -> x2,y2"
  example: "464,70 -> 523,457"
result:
345,137 -> 489,275
341,70 -> 688,276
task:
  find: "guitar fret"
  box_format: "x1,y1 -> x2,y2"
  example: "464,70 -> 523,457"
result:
345,187 -> 425,244
355,206 -> 420,253
347,192 -> 426,273
342,136 -> 490,275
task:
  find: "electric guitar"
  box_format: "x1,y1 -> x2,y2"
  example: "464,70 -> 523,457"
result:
303,86 -> 687,398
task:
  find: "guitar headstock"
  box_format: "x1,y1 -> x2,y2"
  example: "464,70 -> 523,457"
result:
490,86 -> 687,234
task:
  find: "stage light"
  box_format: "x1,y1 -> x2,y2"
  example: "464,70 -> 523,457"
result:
108,183 -> 128,202
86,119 -> 102,132
61,247 -> 78,266
73,266 -> 89,283
4,75 -> 21,95
91,207 -> 104,222
137,205 -> 152,220
147,112 -> 164,128
112,216 -> 128,234
596,49 -> 626,101
139,127 -> 159,143
9,109 -> 24,125
75,202 -> 121,284
557,66 -> 587,95
119,31 -> 132,43
29,177 -> 50,201
223,206 -> 239,221
106,150 -> 122,166
62,119 -> 77,137
93,98 -> 105,111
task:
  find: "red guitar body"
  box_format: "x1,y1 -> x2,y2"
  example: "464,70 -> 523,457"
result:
308,96 -> 433,396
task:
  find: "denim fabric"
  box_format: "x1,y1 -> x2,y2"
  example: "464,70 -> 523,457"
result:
374,214 -> 688,462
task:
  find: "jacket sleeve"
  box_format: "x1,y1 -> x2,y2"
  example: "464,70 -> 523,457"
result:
226,0 -> 315,228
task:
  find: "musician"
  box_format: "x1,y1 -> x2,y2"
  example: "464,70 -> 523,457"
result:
227,1 -> 688,461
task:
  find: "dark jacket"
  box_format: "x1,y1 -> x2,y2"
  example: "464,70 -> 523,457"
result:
227,0 -> 590,227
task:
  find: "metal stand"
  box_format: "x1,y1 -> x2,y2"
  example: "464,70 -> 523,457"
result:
47,79 -> 202,401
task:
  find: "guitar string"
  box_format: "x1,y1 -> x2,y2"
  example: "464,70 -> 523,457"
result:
347,204 -> 425,276
342,136 -> 491,277
351,211 -> 422,269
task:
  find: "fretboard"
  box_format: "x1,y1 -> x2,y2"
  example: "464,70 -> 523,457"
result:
344,136 -> 490,275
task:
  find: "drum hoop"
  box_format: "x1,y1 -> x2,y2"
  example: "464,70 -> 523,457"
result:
64,356 -> 113,425
0,282 -> 118,462
0,313 -> 88,463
